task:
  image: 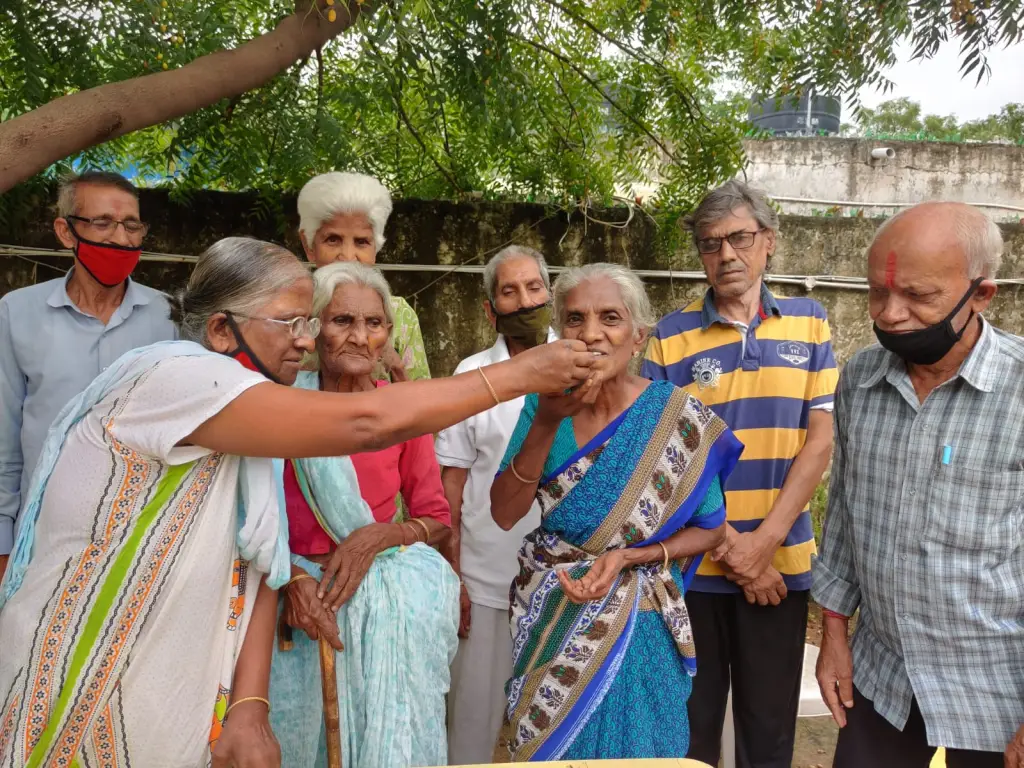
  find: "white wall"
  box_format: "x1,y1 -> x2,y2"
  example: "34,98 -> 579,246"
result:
742,137 -> 1024,222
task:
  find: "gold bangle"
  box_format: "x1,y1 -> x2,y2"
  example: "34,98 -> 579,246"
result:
284,573 -> 316,588
477,367 -> 501,406
509,456 -> 541,484
226,696 -> 270,717
407,517 -> 431,542
657,541 -> 670,572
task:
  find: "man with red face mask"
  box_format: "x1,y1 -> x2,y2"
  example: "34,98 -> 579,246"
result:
0,170 -> 175,583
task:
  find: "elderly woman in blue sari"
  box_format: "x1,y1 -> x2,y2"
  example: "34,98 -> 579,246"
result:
491,263 -> 743,762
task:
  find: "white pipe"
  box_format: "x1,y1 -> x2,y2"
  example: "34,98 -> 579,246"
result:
769,195 -> 1024,213
6,244 -> 1024,292
870,147 -> 896,160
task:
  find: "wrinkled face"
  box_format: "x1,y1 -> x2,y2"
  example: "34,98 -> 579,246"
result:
303,211 -> 377,267
559,276 -> 644,378
867,214 -> 997,337
696,206 -> 775,300
210,278 -> 316,386
485,255 -> 550,326
317,283 -> 391,378
55,183 -> 144,249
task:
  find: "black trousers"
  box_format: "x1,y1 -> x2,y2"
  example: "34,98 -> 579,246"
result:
685,589 -> 809,768
834,686 -> 1004,768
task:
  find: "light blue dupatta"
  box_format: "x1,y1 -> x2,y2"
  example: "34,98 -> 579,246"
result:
269,371 -> 459,768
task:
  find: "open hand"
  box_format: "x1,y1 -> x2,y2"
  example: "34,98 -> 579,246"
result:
536,382 -> 600,424
816,617 -> 855,727
1006,723 -> 1024,768
319,523 -> 393,612
458,582 -> 472,639
557,551 -> 626,604
211,701 -> 281,768
283,572 -> 342,650
381,344 -> 408,382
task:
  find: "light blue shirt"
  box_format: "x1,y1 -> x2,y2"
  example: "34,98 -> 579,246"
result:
0,273 -> 177,554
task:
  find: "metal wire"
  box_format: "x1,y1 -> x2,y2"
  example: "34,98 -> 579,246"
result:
4,244 -> 1024,293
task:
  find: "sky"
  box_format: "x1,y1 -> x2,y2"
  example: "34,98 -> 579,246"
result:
855,39 -> 1024,121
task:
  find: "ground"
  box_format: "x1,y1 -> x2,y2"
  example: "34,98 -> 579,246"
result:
793,717 -> 839,768
793,601 -> 840,768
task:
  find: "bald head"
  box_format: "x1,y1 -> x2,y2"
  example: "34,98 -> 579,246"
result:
868,202 -> 999,336
872,202 -> 1003,280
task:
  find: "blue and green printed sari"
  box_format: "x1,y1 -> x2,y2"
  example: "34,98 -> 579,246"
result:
498,380 -> 742,761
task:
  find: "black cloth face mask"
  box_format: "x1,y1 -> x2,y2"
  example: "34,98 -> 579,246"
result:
873,277 -> 984,366
490,302 -> 552,349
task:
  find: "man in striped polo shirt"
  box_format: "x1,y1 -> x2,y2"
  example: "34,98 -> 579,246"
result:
643,180 -> 837,768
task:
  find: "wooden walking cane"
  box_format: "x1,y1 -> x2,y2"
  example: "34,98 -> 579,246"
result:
318,635 -> 343,768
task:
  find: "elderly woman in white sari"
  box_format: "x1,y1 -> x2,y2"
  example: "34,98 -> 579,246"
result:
0,238 -> 595,768
271,262 -> 457,768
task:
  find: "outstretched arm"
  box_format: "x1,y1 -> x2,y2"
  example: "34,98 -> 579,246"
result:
189,341 -> 595,459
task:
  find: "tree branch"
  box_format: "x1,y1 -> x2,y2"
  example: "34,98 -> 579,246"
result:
535,0 -> 701,122
363,36 -> 462,193
314,46 -> 325,137
509,31 -> 681,164
0,0 -> 371,193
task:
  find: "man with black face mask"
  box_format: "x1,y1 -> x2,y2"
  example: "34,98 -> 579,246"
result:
0,171 -> 175,583
435,244 -> 555,765
814,202 -> 1024,768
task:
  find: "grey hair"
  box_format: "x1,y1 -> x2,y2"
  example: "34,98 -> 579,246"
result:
56,170 -> 138,218
297,172 -> 393,252
684,179 -> 779,242
552,263 -> 656,335
873,202 -> 1004,278
169,237 -> 311,345
312,261 -> 395,339
483,245 -> 552,302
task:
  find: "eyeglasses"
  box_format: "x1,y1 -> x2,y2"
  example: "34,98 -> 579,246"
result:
231,313 -> 322,339
696,228 -> 765,255
68,215 -> 150,238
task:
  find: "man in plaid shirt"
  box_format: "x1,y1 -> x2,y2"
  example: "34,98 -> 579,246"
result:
813,202 -> 1024,768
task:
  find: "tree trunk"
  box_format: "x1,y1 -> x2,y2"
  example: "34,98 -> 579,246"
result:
0,1 -> 369,194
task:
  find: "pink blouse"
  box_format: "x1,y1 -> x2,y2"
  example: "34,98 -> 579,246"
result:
285,381 -> 451,556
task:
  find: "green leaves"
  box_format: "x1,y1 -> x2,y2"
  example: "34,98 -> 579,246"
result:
2,0 -> 1020,228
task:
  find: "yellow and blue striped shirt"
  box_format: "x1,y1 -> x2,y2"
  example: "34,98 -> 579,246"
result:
642,286 -> 838,592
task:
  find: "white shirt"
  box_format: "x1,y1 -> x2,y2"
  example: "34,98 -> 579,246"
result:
434,332 -> 556,610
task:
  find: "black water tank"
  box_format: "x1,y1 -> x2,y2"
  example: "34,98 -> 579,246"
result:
749,91 -> 841,136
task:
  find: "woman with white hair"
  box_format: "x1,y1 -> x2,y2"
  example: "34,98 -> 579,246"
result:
297,171 -> 429,382
0,237 -> 595,767
270,262 -> 456,768
490,263 -> 743,761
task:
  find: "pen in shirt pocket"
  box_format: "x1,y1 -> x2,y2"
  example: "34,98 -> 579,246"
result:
941,444 -> 952,466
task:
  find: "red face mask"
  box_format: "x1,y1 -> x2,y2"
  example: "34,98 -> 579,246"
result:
68,222 -> 141,287
224,313 -> 281,384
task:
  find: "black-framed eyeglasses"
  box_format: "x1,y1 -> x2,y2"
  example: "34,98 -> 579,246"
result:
230,312 -> 322,340
68,215 -> 150,238
696,228 -> 765,255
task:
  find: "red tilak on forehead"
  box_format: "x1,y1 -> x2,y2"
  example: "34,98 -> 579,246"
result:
884,250 -> 897,289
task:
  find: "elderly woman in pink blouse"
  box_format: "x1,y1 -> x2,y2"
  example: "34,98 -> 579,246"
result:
271,261 -> 457,767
